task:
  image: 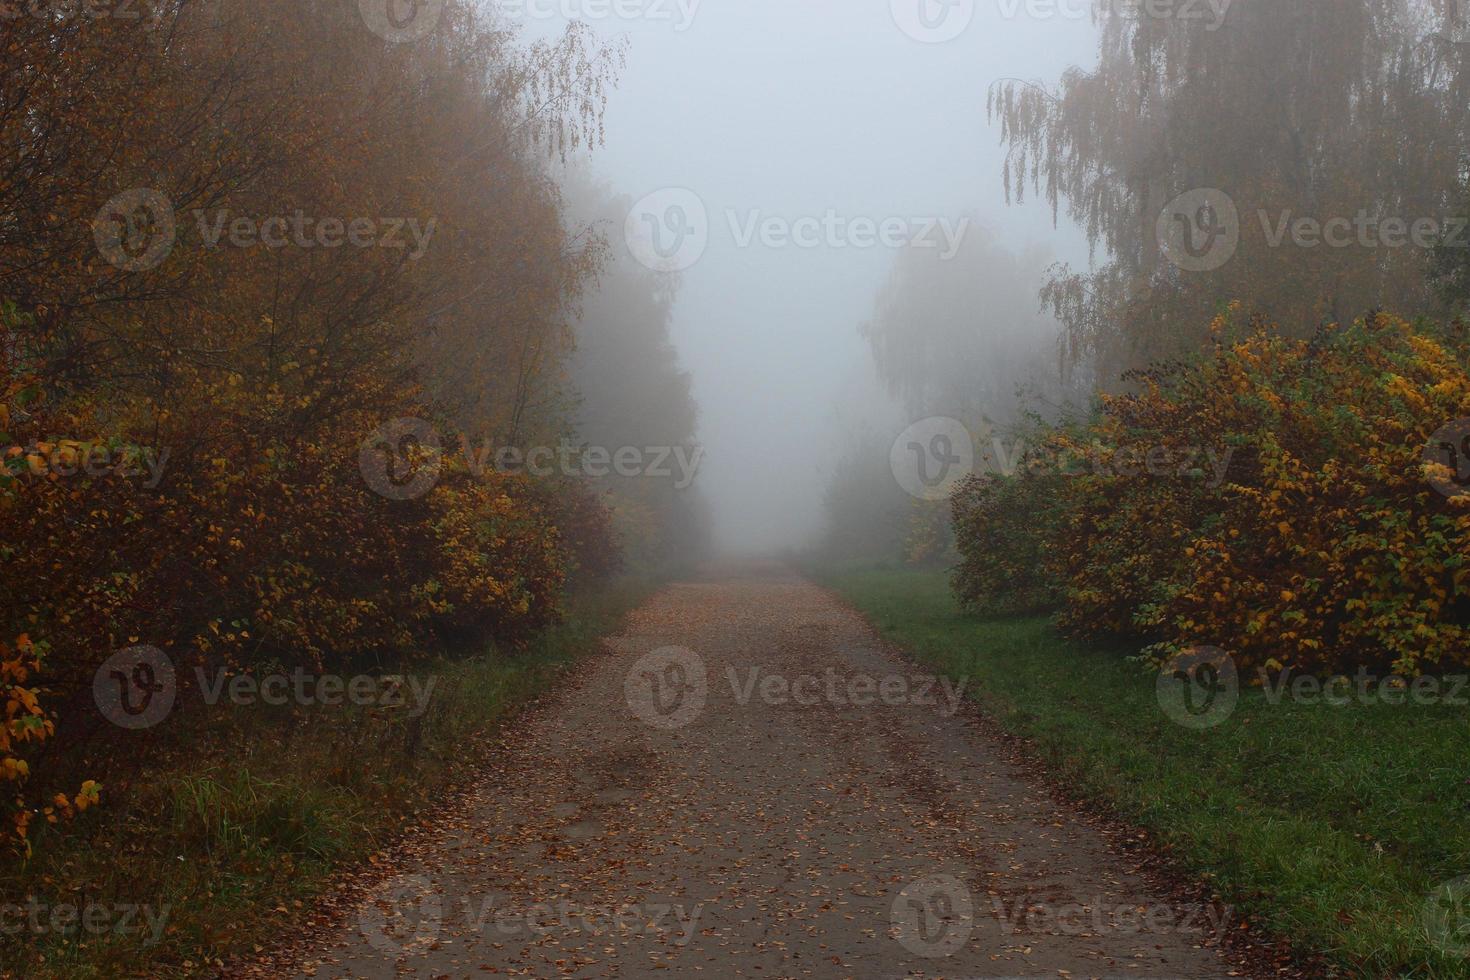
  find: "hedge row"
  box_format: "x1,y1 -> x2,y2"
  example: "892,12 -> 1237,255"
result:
953,311 -> 1470,676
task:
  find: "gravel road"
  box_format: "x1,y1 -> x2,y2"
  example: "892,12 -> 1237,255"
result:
240,563 -> 1243,979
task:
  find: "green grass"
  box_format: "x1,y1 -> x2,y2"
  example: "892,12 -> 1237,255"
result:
818,565 -> 1470,979
0,577 -> 656,979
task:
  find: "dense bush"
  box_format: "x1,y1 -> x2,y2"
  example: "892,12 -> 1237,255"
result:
534,477 -> 624,587
0,326 -> 588,845
953,310 -> 1470,677
0,0 -> 629,852
950,469 -> 1061,615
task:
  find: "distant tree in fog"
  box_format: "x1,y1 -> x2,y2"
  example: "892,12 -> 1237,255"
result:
860,222 -> 1075,428
990,0 -> 1470,380
561,174 -> 710,567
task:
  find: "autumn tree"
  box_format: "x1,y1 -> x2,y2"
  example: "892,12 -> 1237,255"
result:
860,222 -> 1080,425
989,0 -> 1470,379
0,0 -> 629,848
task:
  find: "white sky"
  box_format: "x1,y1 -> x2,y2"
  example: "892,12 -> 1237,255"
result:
505,0 -> 1098,552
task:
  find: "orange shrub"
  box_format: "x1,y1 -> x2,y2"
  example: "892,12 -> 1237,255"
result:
953,311 -> 1470,677
0,310 -> 610,850
3,389 -> 581,683
426,467 -> 569,644
1146,313 -> 1470,675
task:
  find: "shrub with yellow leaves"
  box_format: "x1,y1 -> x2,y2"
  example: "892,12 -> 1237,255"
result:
954,310 -> 1470,677
0,0 -> 629,857
0,306 -> 609,854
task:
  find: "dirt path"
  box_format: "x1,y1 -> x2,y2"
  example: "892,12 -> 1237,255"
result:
245,563 -> 1242,979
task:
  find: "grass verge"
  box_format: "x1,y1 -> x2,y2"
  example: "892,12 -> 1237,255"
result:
818,564 -> 1470,980
0,577 -> 656,979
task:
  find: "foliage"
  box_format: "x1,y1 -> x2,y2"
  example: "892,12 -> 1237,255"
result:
950,465 -> 1064,616
0,0 -> 631,854
989,0 -> 1470,379
952,310 -> 1470,676
824,225 -> 1089,568
903,500 -> 952,567
817,427 -> 914,564
531,476 -> 624,588
0,305 -> 108,849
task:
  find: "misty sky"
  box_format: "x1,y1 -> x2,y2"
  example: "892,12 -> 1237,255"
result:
514,0 -> 1098,552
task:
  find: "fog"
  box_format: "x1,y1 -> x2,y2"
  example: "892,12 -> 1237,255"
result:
517,1 -> 1096,553
6,4 -> 1468,972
